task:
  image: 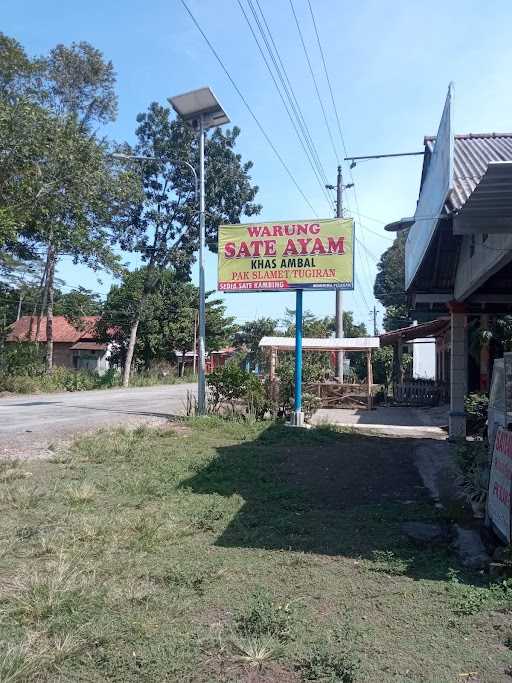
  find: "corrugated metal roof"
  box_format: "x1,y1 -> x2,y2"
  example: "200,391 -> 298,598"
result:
457,161 -> 512,218
259,336 -> 380,351
424,133 -> 512,211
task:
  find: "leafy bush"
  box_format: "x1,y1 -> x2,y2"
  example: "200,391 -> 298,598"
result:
274,357 -> 322,420
0,342 -> 45,376
97,368 -> 121,388
207,364 -> 270,419
0,367 -> 101,393
235,589 -> 295,642
0,361 -> 186,394
465,392 -> 489,436
455,439 -> 489,510
296,625 -> 359,683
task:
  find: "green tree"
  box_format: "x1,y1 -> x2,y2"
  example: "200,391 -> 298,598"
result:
235,317 -> 280,369
116,100 -> 260,386
374,232 -> 412,331
0,255 -> 46,326
0,34 -> 140,370
101,268 -> 235,372
282,309 -> 369,381
372,346 -> 394,393
53,287 -> 103,323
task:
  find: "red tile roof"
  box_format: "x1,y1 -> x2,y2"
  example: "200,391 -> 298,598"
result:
6,316 -> 101,343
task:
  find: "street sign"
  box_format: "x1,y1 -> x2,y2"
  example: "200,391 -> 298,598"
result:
217,218 -> 354,292
488,427 -> 512,542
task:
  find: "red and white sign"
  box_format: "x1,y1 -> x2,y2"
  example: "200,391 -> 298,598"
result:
488,428 -> 512,542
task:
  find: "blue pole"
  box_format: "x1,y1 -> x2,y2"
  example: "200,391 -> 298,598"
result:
294,289 -> 303,415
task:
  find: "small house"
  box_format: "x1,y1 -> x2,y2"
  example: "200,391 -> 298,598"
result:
5,315 -> 111,374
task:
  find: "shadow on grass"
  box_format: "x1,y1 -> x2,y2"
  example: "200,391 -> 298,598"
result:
182,422 -> 468,583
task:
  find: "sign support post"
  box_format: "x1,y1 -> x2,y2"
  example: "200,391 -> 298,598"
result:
293,289 -> 304,427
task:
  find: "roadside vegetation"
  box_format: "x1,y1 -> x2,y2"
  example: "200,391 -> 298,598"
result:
0,343 -> 195,394
1,419 -> 512,681
0,367 -> 194,394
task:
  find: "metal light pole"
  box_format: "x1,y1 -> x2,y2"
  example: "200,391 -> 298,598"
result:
170,87 -> 230,415
197,115 -> 207,413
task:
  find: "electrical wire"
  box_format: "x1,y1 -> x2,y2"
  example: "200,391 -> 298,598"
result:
288,0 -> 340,166
179,0 -> 319,216
305,1 -> 376,304
307,0 -> 347,162
252,0 -> 332,190
237,0 -> 333,211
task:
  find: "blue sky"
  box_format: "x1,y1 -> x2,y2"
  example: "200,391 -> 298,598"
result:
4,0 -> 512,331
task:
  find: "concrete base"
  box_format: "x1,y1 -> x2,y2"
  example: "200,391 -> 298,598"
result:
290,411 -> 305,427
448,411 -> 466,440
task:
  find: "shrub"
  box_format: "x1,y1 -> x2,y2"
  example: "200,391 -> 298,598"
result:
0,367 -> 105,393
455,439 -> 489,510
235,589 -> 295,642
0,342 -> 45,376
296,624 -> 359,683
207,365 -> 270,419
275,356 -> 323,419
465,392 -> 489,436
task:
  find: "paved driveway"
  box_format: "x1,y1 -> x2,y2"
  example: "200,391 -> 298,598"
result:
0,383 -> 196,459
311,405 -> 449,438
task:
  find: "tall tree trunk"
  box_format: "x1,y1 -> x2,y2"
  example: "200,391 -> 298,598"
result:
16,292 -> 24,321
45,246 -> 56,372
33,254 -> 49,342
122,317 -> 140,388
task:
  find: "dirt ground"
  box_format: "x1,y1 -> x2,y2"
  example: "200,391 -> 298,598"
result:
279,433 -> 430,510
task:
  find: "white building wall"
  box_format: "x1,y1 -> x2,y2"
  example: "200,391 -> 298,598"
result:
411,338 -> 436,380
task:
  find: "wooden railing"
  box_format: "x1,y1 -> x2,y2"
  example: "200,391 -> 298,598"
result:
305,381 -> 374,409
393,380 -> 447,406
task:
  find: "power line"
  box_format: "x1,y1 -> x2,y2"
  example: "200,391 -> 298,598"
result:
288,0 -> 340,166
305,1 -> 375,305
179,0 -> 319,216
252,0 -> 332,190
307,0 -> 347,161
237,0 -> 333,211
355,236 -> 381,264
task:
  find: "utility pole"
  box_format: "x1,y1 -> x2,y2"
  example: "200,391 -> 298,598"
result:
372,306 -> 378,337
326,167 -> 353,383
335,166 -> 344,382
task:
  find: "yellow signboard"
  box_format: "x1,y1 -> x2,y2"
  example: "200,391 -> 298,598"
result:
218,218 -> 354,292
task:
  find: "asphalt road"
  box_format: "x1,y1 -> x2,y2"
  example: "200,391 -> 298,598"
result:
0,383 -> 196,459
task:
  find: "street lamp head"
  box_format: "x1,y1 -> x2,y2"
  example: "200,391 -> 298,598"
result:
170,86 -> 230,131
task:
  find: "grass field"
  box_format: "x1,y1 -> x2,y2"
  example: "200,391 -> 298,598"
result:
1,418 -> 512,682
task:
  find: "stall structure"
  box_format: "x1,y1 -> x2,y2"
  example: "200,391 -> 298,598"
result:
259,336 -> 380,411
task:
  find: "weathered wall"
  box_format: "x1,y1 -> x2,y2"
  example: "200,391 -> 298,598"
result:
51,343 -> 74,368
